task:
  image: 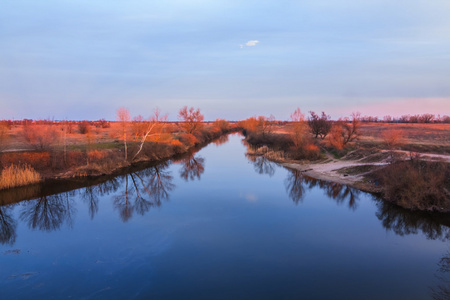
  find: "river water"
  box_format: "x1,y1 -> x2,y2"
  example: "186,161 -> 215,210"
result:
0,133 -> 449,299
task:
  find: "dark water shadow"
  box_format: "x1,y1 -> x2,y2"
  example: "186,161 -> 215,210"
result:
431,249 -> 450,300
0,205 -> 17,245
282,167 -> 450,241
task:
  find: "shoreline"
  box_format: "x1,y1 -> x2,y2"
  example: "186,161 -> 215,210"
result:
259,149 -> 450,213
0,130 -> 239,199
281,161 -> 383,194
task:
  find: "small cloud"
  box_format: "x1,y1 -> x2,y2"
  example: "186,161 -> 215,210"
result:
245,40 -> 259,47
245,194 -> 258,202
239,40 -> 260,48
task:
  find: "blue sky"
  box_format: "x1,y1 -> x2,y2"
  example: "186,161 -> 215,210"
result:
1,0 -> 449,120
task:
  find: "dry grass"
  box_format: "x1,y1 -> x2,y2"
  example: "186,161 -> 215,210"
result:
359,123 -> 450,150
0,164 -> 41,189
274,122 -> 450,151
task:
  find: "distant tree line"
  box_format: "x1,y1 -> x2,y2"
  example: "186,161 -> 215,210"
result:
0,119 -> 111,128
360,113 -> 450,123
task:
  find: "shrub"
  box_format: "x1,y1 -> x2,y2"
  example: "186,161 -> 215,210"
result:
21,125 -> 60,150
87,150 -> 108,163
308,111 -> 332,139
178,133 -> 199,147
375,160 -> 450,211
0,164 -> 41,189
381,129 -> 404,149
0,152 -> 51,170
78,121 -> 90,134
213,119 -> 230,133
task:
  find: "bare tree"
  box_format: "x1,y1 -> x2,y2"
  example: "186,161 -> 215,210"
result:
21,123 -> 60,151
116,107 -> 131,161
419,113 -> 435,123
341,112 -> 361,144
308,111 -> 331,139
257,115 -> 275,137
132,108 -> 168,161
290,108 -> 307,148
327,112 -> 361,149
178,106 -> 204,135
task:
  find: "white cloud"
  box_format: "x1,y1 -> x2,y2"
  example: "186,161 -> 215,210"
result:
245,40 -> 259,47
245,194 -> 258,202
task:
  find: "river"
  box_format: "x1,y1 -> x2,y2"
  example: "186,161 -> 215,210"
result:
0,133 -> 448,299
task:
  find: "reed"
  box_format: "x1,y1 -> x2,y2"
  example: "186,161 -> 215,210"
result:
0,164 -> 41,189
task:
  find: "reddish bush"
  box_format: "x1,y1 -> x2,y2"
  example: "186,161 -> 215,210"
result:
178,133 -> 199,147
0,152 -> 51,170
375,160 -> 450,212
87,150 -> 108,163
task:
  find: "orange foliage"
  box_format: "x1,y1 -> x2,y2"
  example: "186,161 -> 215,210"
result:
381,129 -> 404,149
306,144 -> 319,151
87,150 -> 108,162
327,125 -> 345,150
238,117 -> 259,132
1,152 -> 51,170
178,133 -> 199,147
213,119 -> 230,133
170,139 -> 183,147
65,151 -> 86,167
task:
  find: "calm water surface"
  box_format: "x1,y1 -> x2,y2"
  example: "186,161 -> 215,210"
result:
1,134 -> 449,299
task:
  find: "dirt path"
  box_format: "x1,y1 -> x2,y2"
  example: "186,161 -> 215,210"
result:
281,150 -> 450,191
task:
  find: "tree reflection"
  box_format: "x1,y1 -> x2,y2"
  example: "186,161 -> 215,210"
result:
178,153 -> 205,181
375,201 -> 450,241
80,179 -> 120,220
136,163 -> 175,206
0,205 -> 17,245
323,182 -> 360,211
114,174 -> 135,222
213,134 -> 229,146
247,154 -> 275,177
20,192 -> 76,232
284,168 -> 360,210
284,170 -> 305,204
114,163 -> 175,222
431,250 -> 450,300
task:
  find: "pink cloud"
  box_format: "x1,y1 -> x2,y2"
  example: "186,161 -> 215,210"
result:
333,97 -> 450,118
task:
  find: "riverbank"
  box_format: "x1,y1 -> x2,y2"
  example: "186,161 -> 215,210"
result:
0,124 -> 239,191
246,143 -> 450,213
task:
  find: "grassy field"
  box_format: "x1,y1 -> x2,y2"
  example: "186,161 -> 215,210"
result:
0,121 -> 236,188
272,122 -> 450,154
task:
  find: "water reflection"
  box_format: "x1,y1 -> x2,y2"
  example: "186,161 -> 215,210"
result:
213,134 -> 229,146
284,169 -> 306,204
375,201 -> 450,241
20,192 -> 76,232
0,205 -> 16,245
432,250 -> 450,300
247,154 -> 275,177
114,163 -> 175,222
81,179 -> 120,220
284,169 -> 360,210
176,153 -> 205,181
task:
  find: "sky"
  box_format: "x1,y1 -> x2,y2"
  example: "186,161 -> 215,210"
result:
1,0 -> 449,121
